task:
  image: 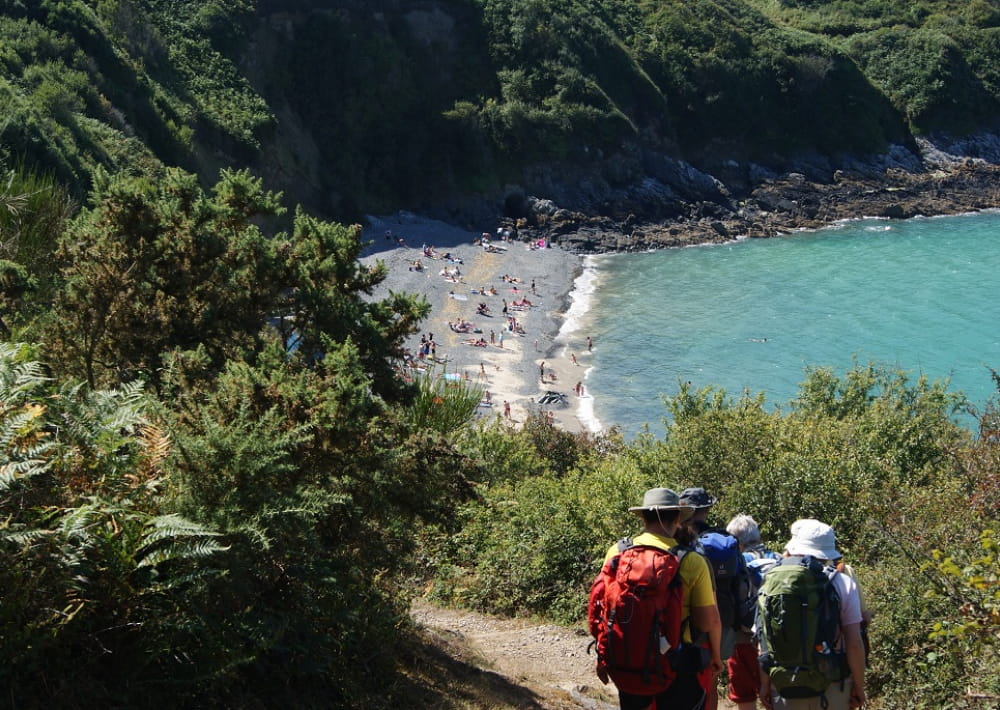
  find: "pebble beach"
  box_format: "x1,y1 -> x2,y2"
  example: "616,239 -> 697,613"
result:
361,213 -> 597,433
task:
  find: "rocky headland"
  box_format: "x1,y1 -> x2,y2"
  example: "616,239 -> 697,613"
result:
428,133 -> 1000,255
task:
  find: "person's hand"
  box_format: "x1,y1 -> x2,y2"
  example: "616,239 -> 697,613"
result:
850,682 -> 866,708
759,674 -> 774,710
596,663 -> 609,685
710,653 -> 724,675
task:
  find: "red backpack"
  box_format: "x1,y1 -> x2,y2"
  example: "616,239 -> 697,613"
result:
588,539 -> 687,694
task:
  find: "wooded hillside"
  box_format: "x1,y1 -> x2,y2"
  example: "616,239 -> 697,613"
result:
3,0 -> 1000,221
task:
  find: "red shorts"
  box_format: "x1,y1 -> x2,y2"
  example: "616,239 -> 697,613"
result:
727,641 -> 761,703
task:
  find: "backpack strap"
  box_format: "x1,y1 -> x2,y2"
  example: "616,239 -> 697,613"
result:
604,537 -> 635,576
821,562 -> 839,584
671,544 -> 709,645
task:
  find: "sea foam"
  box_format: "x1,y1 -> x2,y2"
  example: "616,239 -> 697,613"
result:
559,256 -> 603,433
558,256 -> 600,338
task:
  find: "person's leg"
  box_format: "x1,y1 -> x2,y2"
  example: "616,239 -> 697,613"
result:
617,690 -> 655,710
770,681 -> 853,710
703,674 -> 719,710
696,656 -> 717,710
727,642 -> 761,709
818,678 -> 853,710
615,671 -> 712,710
771,694 -> 818,710
658,672 -> 708,710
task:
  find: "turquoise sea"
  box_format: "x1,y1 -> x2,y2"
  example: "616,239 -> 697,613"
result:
566,211 -> 1000,438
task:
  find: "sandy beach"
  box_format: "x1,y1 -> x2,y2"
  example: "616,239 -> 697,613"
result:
360,213 -> 598,433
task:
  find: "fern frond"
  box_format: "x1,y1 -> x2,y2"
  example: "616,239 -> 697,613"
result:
137,539 -> 230,568
0,456 -> 53,491
55,502 -> 109,539
141,514 -> 223,544
139,566 -> 226,594
0,346 -> 51,406
0,405 -> 49,449
0,527 -> 51,546
56,378 -> 147,443
130,420 -> 171,489
139,421 -> 171,467
135,513 -> 227,569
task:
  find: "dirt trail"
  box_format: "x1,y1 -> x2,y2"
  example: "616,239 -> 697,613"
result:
411,600 -> 738,710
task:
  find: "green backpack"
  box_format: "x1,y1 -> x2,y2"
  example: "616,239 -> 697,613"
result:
757,555 -> 848,699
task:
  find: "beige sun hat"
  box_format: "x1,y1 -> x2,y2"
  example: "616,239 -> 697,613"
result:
628,487 -> 696,522
784,518 -> 842,560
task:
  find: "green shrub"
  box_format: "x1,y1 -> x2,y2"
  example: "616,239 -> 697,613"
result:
844,25 -> 1000,132
427,362 -> 999,709
407,366 -> 484,435
0,343 -> 228,707
0,157 -> 74,295
430,457 -> 643,624
159,340 -> 479,704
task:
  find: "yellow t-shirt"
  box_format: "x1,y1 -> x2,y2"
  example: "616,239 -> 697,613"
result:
603,531 -> 716,642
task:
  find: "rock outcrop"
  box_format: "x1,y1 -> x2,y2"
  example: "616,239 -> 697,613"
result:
466,133 -> 1000,254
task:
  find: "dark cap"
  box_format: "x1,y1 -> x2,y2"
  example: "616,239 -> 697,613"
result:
678,487 -> 717,509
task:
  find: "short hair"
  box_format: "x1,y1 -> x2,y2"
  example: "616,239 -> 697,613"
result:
726,514 -> 762,547
641,509 -> 681,525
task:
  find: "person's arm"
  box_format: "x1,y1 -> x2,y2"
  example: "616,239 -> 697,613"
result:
691,602 -> 724,673
759,665 -> 773,709
843,621 -> 867,708
683,550 -> 724,673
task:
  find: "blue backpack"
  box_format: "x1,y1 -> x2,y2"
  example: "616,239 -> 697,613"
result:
743,544 -> 782,628
745,545 -> 781,582
697,529 -> 752,631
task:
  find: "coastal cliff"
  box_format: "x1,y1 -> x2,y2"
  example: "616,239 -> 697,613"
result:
5,1 -> 1000,238
240,0 -> 1000,246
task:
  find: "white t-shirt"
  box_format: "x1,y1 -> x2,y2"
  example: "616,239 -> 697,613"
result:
832,571 -> 863,627
830,570 -> 863,654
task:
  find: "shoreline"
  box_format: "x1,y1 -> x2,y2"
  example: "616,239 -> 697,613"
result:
363,181 -> 1000,434
548,255 -> 603,433
361,215 -> 594,433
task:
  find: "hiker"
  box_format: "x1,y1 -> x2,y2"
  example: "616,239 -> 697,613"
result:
725,514 -> 782,710
758,519 -> 866,710
679,487 -> 716,536
589,487 -> 723,710
679,487 -> 749,710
